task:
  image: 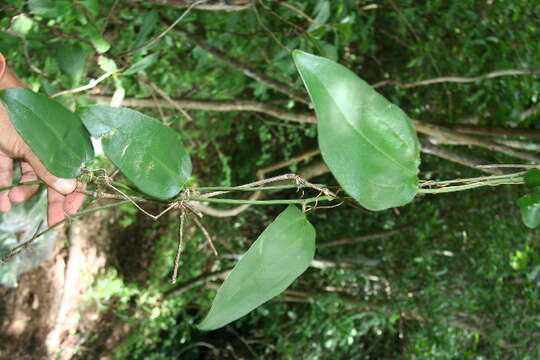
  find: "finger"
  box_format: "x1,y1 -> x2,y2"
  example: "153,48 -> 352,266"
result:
9,161 -> 39,203
0,53 -> 6,81
47,187 -> 65,230
0,152 -> 13,213
64,182 -> 85,215
25,151 -> 77,195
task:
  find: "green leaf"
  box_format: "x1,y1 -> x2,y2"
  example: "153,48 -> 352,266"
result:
0,88 -> 94,178
10,14 -> 34,35
132,10 -> 158,51
56,44 -> 87,87
123,53 -> 159,76
97,56 -> 118,73
308,0 -> 331,32
79,0 -> 100,18
78,105 -> 191,199
293,50 -> 421,211
198,205 -> 316,331
524,169 -> 540,188
517,191 -> 540,229
88,28 -> 111,54
28,0 -> 71,17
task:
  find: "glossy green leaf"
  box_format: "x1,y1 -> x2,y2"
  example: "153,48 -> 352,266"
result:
79,105 -> 191,199
524,169 -> 540,188
517,190 -> 540,229
293,50 -> 421,211
28,0 -> 71,17
56,44 -> 87,86
0,88 -> 93,178
198,205 -> 316,331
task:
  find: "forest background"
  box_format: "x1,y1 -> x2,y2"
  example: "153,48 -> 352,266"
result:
0,0 -> 539,359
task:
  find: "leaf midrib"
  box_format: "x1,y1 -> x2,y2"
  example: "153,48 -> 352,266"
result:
9,95 -> 82,170
314,76 -> 416,176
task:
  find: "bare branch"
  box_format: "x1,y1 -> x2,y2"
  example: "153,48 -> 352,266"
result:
446,122 -> 540,139
521,105 -> 540,121
277,1 -> 315,23
420,138 -> 507,175
93,94 -> 540,169
51,72 -> 115,98
92,95 -> 315,122
138,75 -> 193,122
148,0 -> 251,11
413,120 -> 540,163
373,68 -> 540,88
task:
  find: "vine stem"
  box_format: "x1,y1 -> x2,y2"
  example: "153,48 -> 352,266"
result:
194,184 -> 330,192
418,171 -> 525,187
417,177 -> 523,194
0,180 -> 42,192
185,195 -> 334,205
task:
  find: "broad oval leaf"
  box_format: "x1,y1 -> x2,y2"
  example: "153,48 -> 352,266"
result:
79,105 -> 191,199
293,50 -> 421,211
0,88 -> 94,178
517,190 -> 540,229
198,205 -> 316,331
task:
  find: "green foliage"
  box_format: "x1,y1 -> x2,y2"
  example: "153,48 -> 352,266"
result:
517,191 -> 540,229
56,44 -> 87,87
1,0 -> 539,358
516,169 -> 540,228
293,50 -> 421,210
79,105 -> 192,199
28,0 -> 71,18
199,205 -> 315,330
123,53 -> 159,76
524,169 -> 540,188
0,88 -> 93,177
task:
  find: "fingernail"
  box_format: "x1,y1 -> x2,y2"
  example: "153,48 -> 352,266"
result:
54,178 -> 77,194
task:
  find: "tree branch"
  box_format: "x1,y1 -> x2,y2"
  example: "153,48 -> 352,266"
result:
373,68 -> 540,88
148,0 -> 251,11
420,138 -> 507,175
93,95 -> 540,165
446,122 -> 540,139
413,120 -> 540,163
92,95 -> 314,122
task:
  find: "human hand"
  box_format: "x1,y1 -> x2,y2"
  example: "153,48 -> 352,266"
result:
0,54 -> 85,228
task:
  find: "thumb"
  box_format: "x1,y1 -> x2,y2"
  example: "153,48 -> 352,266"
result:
25,151 -> 77,195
